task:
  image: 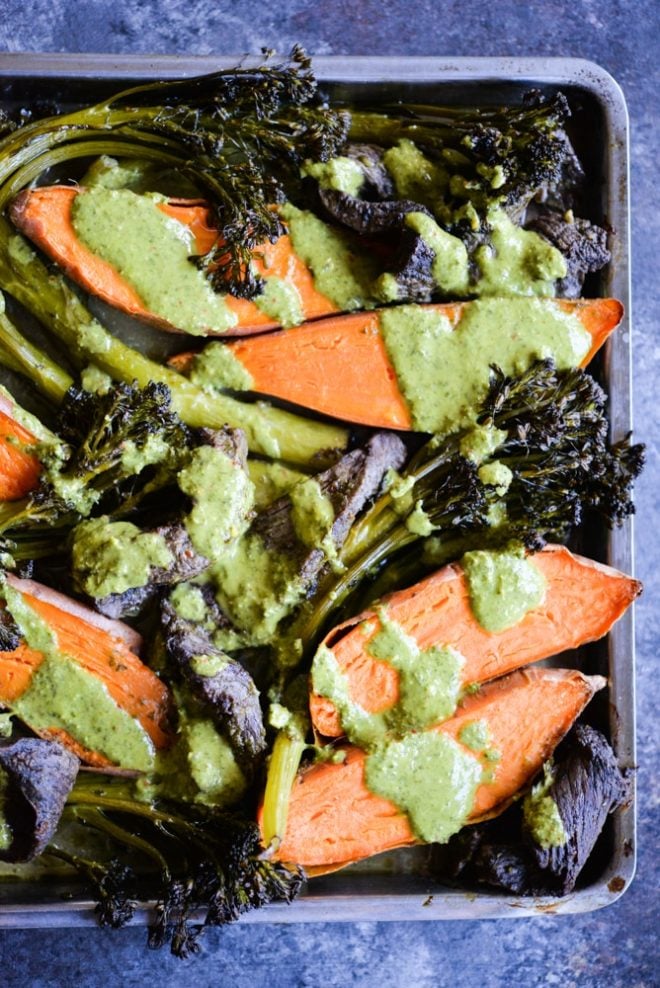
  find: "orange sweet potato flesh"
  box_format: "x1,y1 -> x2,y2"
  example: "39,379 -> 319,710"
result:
9,186 -> 337,336
271,667 -> 604,870
170,297 -> 622,430
0,589 -> 172,764
0,410 -> 41,500
310,545 -> 640,739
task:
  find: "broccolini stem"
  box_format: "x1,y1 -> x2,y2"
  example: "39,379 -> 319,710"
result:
0,300 -> 73,403
260,730 -> 306,849
68,805 -> 172,881
0,221 -> 348,466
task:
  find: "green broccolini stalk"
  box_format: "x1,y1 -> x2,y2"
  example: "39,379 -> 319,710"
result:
298,360 -> 644,651
0,47 -> 349,296
0,221 -> 348,464
0,296 -> 73,404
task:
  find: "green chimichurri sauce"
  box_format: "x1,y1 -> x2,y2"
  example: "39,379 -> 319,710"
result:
311,607 -> 465,746
0,766 -> 12,852
379,298 -> 591,434
280,202 -> 381,311
522,763 -> 568,848
461,547 -> 547,633
189,342 -> 255,393
72,187 -> 239,336
178,444 -> 254,562
72,518 -> 173,598
301,156 -> 365,196
365,731 -> 482,843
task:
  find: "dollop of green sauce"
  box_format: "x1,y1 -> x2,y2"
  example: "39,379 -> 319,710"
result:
189,343 -> 255,393
148,701 -> 246,809
169,582 -> 209,623
459,424 -> 507,464
1,579 -> 154,771
475,208 -> 567,296
522,763 -> 568,849
461,547 -> 546,633
72,187 -> 239,336
383,139 -> 449,211
253,276 -> 304,329
289,477 -> 342,571
311,607 -> 465,746
211,533 -> 305,648
248,460 -> 306,510
404,211 -> 469,296
72,518 -> 173,598
478,461 -> 513,496
178,445 -> 254,561
365,732 -> 482,843
458,719 -> 490,751
379,297 -> 591,435
280,202 -> 380,311
405,500 -> 435,536
301,156 -> 365,196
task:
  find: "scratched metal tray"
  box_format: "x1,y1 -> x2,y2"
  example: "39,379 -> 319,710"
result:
0,54 -> 634,926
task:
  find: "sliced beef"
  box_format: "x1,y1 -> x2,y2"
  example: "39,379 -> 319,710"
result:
318,188 -> 430,236
344,143 -> 394,200
160,601 -> 266,772
529,723 -> 629,894
252,431 -> 407,583
386,228 -> 437,302
527,210 -> 611,298
0,738 -> 79,862
94,523 -> 208,620
437,725 -> 628,896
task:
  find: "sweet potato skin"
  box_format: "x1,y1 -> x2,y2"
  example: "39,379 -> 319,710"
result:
310,545 -> 641,739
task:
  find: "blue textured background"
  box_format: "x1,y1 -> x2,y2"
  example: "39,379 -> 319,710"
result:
0,2 -> 658,985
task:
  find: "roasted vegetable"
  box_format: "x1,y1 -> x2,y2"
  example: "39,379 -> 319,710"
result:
0,573 -> 172,767
169,298 -> 623,429
48,773 -> 304,957
309,545 -> 641,739
298,359 -> 645,651
0,47 -> 348,298
265,668 -> 604,870
10,186 -> 339,335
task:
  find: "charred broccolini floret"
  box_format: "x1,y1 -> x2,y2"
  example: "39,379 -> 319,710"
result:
300,360 -> 645,649
348,90 -> 576,227
0,381 -> 191,540
49,777 -> 304,958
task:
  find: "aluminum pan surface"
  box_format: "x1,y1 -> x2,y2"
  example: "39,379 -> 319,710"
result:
0,54 -> 633,925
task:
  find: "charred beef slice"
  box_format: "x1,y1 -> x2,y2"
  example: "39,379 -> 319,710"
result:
0,737 -> 79,862
160,601 -> 266,772
438,724 -> 628,896
252,431 -> 407,588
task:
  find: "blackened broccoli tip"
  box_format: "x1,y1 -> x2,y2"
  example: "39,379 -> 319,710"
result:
57,777 -> 304,956
302,360 -> 644,649
0,47 -> 347,300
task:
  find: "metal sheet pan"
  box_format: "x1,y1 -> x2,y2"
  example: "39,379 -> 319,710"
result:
0,54 -> 633,925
